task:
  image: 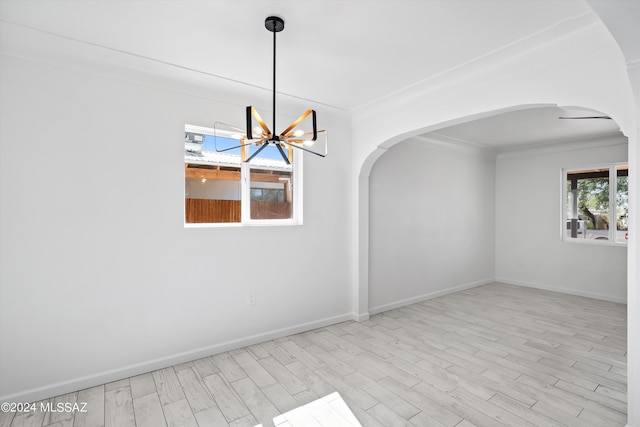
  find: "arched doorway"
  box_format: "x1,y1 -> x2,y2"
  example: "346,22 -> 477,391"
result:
366,105 -> 628,313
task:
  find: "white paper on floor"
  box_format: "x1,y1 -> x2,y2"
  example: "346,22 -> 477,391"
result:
254,392 -> 362,427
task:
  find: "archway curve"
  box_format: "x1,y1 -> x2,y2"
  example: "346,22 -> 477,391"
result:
355,102 -> 629,318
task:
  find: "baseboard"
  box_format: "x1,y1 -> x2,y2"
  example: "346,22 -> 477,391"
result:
351,312 -> 370,321
0,312 -> 354,404
368,278 -> 495,315
496,277 -> 627,304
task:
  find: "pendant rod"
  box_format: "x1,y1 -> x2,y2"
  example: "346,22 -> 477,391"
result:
265,16 -> 284,139
272,27 -> 276,138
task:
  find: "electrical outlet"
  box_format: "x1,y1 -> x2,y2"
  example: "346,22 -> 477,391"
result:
247,292 -> 256,305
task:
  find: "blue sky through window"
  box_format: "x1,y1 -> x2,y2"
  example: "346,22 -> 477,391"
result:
206,135 -> 287,161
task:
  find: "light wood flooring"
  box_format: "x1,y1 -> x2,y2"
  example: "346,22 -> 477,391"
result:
0,283 -> 627,427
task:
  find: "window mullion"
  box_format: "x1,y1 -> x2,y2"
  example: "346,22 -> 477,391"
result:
610,165 -> 616,242
241,162 -> 250,223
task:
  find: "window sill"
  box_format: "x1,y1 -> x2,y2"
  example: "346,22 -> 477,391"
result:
562,237 -> 628,247
184,220 -> 302,228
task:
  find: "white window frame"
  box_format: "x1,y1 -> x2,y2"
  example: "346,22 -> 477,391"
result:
561,162 -> 628,246
184,124 -> 303,228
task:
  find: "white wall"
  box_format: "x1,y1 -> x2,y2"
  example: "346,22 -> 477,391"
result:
352,11 -> 638,424
351,10 -> 636,319
369,137 -> 495,313
495,137 -> 628,302
0,50 -> 352,402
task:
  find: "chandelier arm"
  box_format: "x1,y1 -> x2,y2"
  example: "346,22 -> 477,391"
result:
245,142 -> 270,163
213,140 -> 259,153
282,139 -> 327,157
251,107 -> 272,135
279,109 -> 313,138
275,143 -> 291,165
246,106 -> 253,140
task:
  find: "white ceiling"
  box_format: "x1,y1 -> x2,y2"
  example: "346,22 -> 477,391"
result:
1,0 -> 595,112
432,106 -> 622,150
0,0 -> 632,147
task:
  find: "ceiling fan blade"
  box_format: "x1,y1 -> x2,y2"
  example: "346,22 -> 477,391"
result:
558,116 -> 612,119
280,109 -> 315,139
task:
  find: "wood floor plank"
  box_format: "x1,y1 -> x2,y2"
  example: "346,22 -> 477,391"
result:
104,379 -> 129,393
227,413 -> 259,427
41,420 -> 73,427
347,406 -> 386,427
595,384 -> 627,403
291,389 -> 320,407
260,383 -> 299,413
258,356 -> 309,395
42,392 -> 77,425
385,355 -> 456,393
193,405 -> 229,427
130,373 -> 156,399
162,399 -> 198,427
534,356 -> 626,392
343,371 -> 420,420
278,340 -> 325,371
529,399 -> 599,427
152,368 -> 185,406
202,373 -> 250,422
406,411 -> 448,427
354,353 -> 421,388
104,386 -> 135,427
211,352 -> 248,382
366,403 -> 412,427
415,359 -> 497,401
476,350 -> 558,384
175,367 -> 216,413
378,377 -> 465,426
488,392 -> 564,427
340,353 -> 388,382
260,340 -> 298,365
313,366 -> 378,411
192,357 -> 220,377
231,377 -> 280,427
247,343 -> 271,360
0,411 -> 14,427
7,411 -> 45,427
304,344 -> 355,377
284,361 -> 337,400
288,332 -> 315,348
73,385 -> 105,427
172,361 -> 195,372
516,374 -> 627,424
578,406 -> 628,426
299,331 -> 339,352
554,379 -> 627,413
132,393 -> 166,427
316,331 -> 366,357
448,387 -> 537,427
232,351 -> 278,389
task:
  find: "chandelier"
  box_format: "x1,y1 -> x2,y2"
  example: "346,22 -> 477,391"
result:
214,16 -> 327,164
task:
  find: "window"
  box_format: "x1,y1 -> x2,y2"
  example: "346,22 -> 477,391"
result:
184,125 -> 300,226
563,163 -> 628,244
